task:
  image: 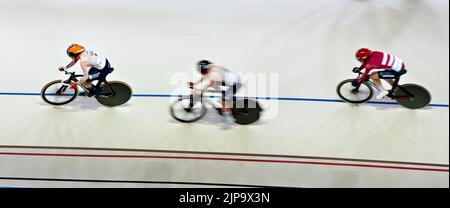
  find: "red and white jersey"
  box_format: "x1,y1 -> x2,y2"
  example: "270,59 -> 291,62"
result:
362,51 -> 405,72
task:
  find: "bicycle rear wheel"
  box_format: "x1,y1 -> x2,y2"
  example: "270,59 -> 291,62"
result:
232,98 -> 261,125
170,97 -> 207,123
96,81 -> 132,107
41,80 -> 78,105
394,84 -> 431,109
336,79 -> 374,103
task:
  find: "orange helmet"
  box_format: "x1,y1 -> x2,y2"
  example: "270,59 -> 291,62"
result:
66,44 -> 85,59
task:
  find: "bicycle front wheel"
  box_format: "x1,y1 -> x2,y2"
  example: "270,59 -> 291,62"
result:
336,79 -> 374,104
170,97 -> 207,123
41,80 -> 78,105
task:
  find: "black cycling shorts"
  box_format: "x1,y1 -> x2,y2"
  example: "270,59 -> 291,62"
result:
88,59 -> 114,81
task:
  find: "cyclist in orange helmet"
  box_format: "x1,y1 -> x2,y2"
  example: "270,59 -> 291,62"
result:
59,44 -> 114,97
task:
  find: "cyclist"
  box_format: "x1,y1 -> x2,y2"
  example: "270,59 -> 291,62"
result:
189,60 -> 242,129
58,44 -> 114,97
353,48 -> 407,99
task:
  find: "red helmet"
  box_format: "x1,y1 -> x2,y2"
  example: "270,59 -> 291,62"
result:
355,48 -> 372,62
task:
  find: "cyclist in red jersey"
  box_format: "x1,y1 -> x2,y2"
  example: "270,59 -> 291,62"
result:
354,48 -> 407,99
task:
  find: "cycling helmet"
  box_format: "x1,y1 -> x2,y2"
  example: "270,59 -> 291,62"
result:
67,44 -> 85,59
355,48 -> 372,62
197,60 -> 213,74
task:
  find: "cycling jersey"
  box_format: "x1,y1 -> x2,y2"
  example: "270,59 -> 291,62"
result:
358,51 -> 406,81
194,65 -> 241,101
80,50 -> 107,70
194,65 -> 241,91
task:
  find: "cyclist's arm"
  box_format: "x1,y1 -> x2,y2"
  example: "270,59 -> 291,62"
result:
357,61 -> 368,71
358,64 -> 375,83
192,78 -> 204,85
193,77 -> 213,91
64,58 -> 78,70
78,60 -> 90,83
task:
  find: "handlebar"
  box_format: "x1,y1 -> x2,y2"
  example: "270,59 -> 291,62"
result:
59,68 -> 80,76
59,68 -> 72,75
352,67 -> 363,74
59,69 -> 84,83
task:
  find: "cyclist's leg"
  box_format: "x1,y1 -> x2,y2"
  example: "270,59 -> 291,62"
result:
85,68 -> 102,96
380,70 -> 402,89
374,70 -> 395,99
93,60 -> 114,96
222,83 -> 241,110
80,80 -> 93,90
370,73 -> 383,90
369,69 -> 387,91
219,87 -> 233,128
76,80 -> 93,96
386,79 -> 395,86
220,83 -> 241,126
221,82 -> 230,113
76,68 -> 99,96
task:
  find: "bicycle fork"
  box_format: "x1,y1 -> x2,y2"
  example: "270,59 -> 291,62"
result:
57,80 -> 73,95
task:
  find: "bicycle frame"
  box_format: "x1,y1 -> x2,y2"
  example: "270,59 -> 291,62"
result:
60,70 -> 115,97
186,89 -> 223,110
352,70 -> 414,99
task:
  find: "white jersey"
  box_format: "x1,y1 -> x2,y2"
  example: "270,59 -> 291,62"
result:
195,65 -> 241,91
80,50 -> 107,69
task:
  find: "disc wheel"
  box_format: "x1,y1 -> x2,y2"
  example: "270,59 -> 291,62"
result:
394,84 -> 431,109
96,81 -> 132,107
232,99 -> 261,125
